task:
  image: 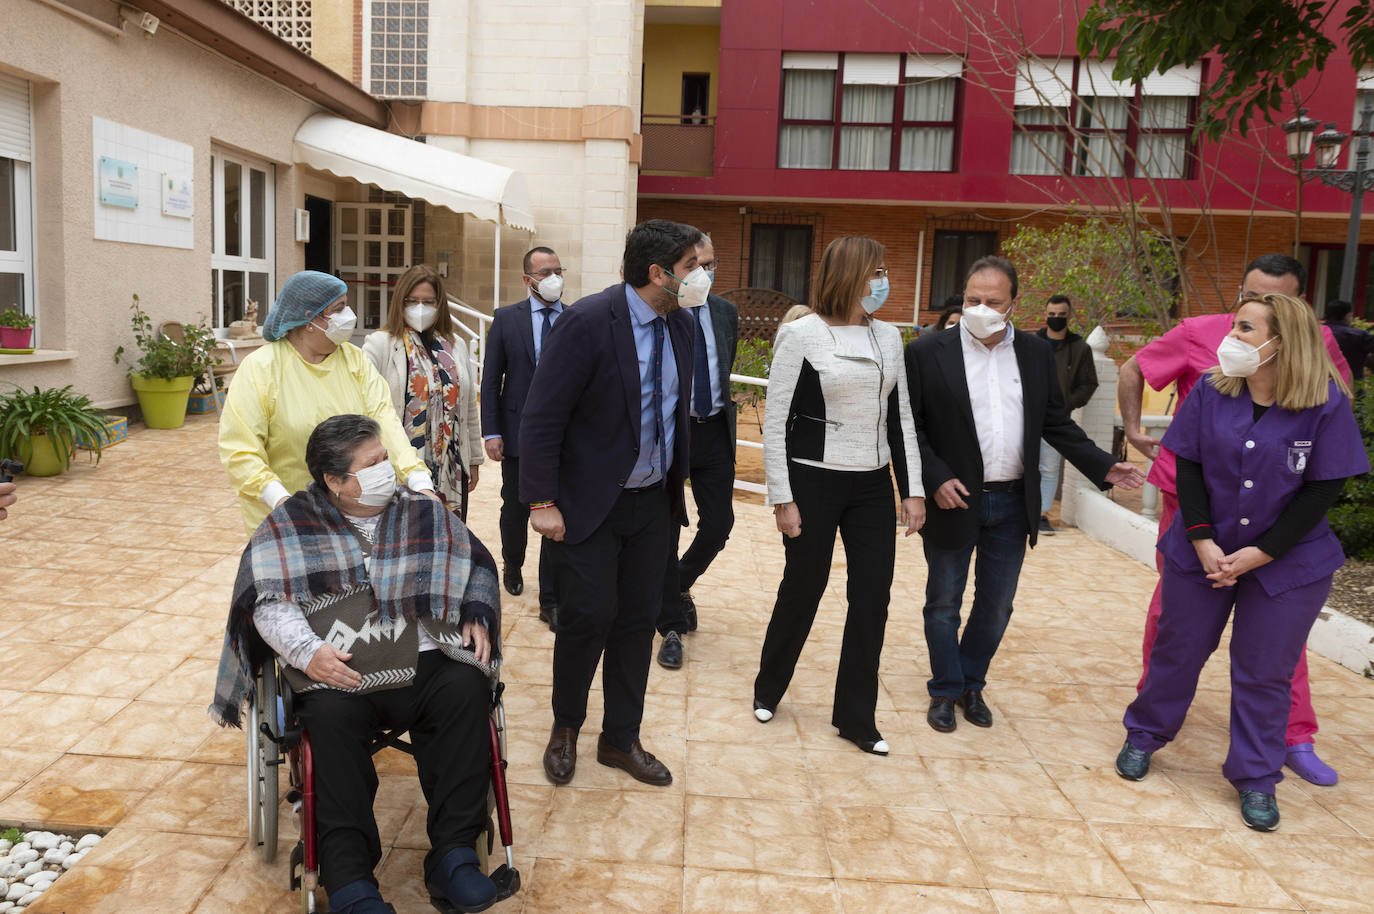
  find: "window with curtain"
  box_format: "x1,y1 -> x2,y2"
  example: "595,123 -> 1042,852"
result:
1010,106 -> 1069,174
779,53 -> 963,172
1074,95 -> 1129,177
899,77 -> 957,171
0,72 -> 33,327
1349,73 -> 1374,168
750,224 -> 813,303
929,229 -> 999,308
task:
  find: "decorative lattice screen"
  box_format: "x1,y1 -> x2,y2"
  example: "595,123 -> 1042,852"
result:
225,0 -> 312,54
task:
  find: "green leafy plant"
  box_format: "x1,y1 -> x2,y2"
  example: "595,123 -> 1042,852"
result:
0,307 -> 33,329
0,384 -> 108,469
114,293 -> 217,382
0,827 -> 21,845
1329,375 -> 1374,560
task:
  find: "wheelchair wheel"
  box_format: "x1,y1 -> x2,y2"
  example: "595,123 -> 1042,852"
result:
251,665 -> 280,863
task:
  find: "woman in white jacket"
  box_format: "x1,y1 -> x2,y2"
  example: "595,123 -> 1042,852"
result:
754,236 -> 925,755
363,264 -> 482,520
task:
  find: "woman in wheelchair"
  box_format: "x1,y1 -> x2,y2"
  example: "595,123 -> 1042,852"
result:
212,413 -> 503,914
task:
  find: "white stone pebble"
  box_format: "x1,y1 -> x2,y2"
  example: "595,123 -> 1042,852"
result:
40,849 -> 67,866
74,834 -> 100,853
0,865 -> 17,880
22,872 -> 54,888
22,834 -> 56,853
57,842 -> 73,854
6,851 -> 35,867
16,892 -> 40,906
61,852 -> 83,871
0,901 -> 13,912
4,885 -> 25,903
13,863 -> 38,880
0,840 -> 10,854
7,845 -> 27,857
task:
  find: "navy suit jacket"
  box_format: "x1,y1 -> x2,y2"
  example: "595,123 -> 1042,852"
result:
480,297 -> 545,458
519,284 -> 694,545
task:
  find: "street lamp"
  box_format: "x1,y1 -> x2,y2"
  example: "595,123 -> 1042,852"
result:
1304,100 -> 1374,302
1283,109 -> 1319,257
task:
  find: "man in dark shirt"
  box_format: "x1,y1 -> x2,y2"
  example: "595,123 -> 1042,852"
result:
1035,295 -> 1099,534
1323,299 -> 1374,382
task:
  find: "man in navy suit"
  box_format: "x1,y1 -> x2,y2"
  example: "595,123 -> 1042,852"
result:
481,246 -> 565,627
520,220 -> 701,787
655,234 -> 739,670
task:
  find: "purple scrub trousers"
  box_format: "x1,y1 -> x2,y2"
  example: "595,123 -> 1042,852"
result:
1125,569 -> 1332,792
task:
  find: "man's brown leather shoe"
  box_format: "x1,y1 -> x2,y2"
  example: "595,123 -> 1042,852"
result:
543,727 -> 578,785
595,734 -> 672,786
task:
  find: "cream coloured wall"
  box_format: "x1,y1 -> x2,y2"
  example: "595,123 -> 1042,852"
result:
312,0 -> 355,84
0,0 -> 324,408
642,24 -> 719,118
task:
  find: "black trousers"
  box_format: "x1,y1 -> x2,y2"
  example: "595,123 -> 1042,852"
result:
658,413 -> 736,634
545,486 -> 670,749
499,456 -> 555,609
754,463 -> 896,739
294,653 -> 490,893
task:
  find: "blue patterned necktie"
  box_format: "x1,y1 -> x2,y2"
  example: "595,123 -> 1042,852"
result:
692,308 -> 712,417
652,317 -> 667,482
537,307 -> 554,363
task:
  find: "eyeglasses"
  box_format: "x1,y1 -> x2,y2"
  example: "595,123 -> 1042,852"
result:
526,268 -> 566,279
403,297 -> 439,306
872,268 -> 889,278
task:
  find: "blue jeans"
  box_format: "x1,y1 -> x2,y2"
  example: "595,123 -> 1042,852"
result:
922,488 -> 1029,698
1038,439 -> 1060,515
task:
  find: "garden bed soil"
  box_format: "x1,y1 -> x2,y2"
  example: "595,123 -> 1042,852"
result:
1329,560 -> 1374,626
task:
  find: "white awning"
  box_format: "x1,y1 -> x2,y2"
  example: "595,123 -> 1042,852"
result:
293,113 -> 536,232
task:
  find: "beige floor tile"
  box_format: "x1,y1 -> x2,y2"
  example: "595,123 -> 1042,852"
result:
34,647 -> 187,699
96,609 -> 219,652
928,759 -> 1079,819
899,710 -> 1038,762
805,745 -> 945,810
535,787 -> 684,865
686,869 -> 841,912
821,805 -> 983,887
124,761 -> 249,836
955,814 -> 1139,898
519,859 -> 682,914
188,841 -> 297,914
189,724 -> 247,766
0,640 -> 89,682
686,739 -> 813,801
0,754 -> 181,828
70,699 -> 219,760
0,746 -> 62,800
1043,764 -> 1216,828
684,795 -> 830,877
1234,834 -> 1374,914
1142,903 -> 1308,914
0,691 -> 130,751
837,881 -> 996,913
1011,718 -> 1133,766
138,656 -> 221,704
988,891 -> 1151,913
687,694 -> 802,747
1165,770 -> 1358,836
1093,823 -> 1300,909
991,683 -> 1140,723
4,607 -> 146,648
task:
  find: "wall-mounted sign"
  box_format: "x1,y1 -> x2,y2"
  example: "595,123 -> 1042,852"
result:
162,173 -> 193,219
98,156 -> 139,209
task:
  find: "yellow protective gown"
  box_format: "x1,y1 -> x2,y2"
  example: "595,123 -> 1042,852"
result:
219,338 -> 427,533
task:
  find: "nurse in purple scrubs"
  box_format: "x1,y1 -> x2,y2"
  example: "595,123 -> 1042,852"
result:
1114,292 -> 1368,831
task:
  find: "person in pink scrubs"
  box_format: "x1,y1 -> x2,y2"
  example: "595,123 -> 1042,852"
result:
1118,253 -> 1353,786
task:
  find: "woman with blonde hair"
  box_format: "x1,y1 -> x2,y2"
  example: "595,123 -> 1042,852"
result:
1116,292 -> 1368,831
753,236 -> 926,754
364,265 -> 482,520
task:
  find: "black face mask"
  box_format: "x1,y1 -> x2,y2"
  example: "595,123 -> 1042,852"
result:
1046,316 -> 1069,332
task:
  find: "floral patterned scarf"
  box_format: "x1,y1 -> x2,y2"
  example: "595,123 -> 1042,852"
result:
403,330 -> 465,508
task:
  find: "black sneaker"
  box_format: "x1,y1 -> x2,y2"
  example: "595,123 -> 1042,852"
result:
1038,515 -> 1056,536
1115,740 -> 1152,781
656,631 -> 684,669
1238,789 -> 1280,831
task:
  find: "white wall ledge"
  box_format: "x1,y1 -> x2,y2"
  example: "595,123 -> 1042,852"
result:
0,349 -> 78,367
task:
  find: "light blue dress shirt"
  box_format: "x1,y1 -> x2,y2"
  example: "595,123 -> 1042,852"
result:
623,284 -> 679,487
691,302 -> 726,417
529,294 -> 564,363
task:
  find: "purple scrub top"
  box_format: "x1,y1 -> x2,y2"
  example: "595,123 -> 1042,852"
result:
1159,378 -> 1369,597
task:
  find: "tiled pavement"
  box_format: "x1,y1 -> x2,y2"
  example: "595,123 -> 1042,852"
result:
2,413 -> 1374,913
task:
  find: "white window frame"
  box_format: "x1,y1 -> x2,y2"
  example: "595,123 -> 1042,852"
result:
0,70 -> 36,340
210,149 -> 276,329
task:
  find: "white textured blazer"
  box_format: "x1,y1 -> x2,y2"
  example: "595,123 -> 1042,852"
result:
763,312 -> 922,506
361,330 -> 484,471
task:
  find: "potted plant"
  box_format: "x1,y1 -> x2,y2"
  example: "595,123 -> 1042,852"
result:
0,384 -> 108,476
0,307 -> 34,351
114,294 -> 217,429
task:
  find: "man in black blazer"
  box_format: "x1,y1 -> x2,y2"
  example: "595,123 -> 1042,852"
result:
905,256 -> 1144,734
656,234 -> 740,670
480,246 -> 565,626
520,219 -> 701,787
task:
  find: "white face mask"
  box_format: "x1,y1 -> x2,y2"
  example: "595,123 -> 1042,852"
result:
677,266 -> 712,309
404,304 -> 438,332
348,460 -> 397,507
534,274 -> 564,303
312,306 -> 357,344
1217,335 -> 1278,378
960,303 -> 1009,339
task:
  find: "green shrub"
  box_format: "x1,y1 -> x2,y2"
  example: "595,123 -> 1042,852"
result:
731,338 -> 772,410
0,384 -> 108,468
114,293 -> 218,382
0,307 -> 34,329
1330,376 -> 1374,560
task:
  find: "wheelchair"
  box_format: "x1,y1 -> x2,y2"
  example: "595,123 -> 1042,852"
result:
246,657 -> 521,912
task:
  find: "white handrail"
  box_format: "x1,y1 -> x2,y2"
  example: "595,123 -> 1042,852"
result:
448,295 -> 492,379
729,373 -> 770,493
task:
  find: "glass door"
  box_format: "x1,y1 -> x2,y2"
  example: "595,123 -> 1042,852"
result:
335,203 -> 412,341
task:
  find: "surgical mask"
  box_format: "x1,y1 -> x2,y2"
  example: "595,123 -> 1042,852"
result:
960,304 -> 1009,339
404,304 -> 438,332
348,460 -> 397,507
311,306 -> 357,344
860,276 -> 889,314
1217,335 -> 1278,378
705,268 -> 716,284
677,266 -> 712,308
534,274 -> 563,303
1046,316 -> 1068,332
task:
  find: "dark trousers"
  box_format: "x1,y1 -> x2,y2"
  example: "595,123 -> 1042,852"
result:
545,486 -> 670,749
294,653 -> 490,893
754,463 -> 895,739
658,413 -> 736,634
1125,569 -> 1331,792
499,456 -> 555,609
922,487 -> 1029,698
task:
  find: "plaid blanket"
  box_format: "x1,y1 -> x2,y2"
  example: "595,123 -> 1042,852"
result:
209,484 -> 500,728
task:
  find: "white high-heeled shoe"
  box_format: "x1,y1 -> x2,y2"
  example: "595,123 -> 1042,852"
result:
753,699 -> 774,723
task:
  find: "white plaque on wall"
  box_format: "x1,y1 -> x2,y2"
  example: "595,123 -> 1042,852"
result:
162,173 -> 193,219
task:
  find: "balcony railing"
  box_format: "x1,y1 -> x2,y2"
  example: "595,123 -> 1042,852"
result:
641,114 -> 715,176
